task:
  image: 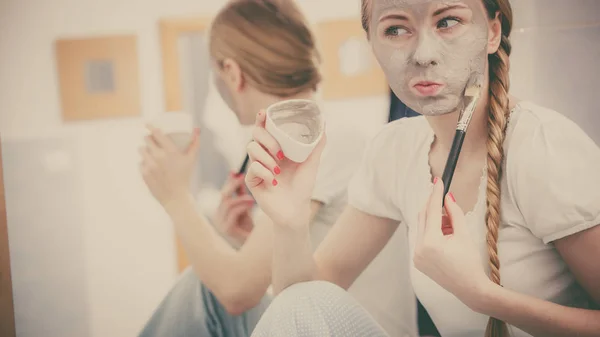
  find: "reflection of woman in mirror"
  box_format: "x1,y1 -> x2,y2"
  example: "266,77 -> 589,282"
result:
137,1 -> 393,336
246,0 -> 600,336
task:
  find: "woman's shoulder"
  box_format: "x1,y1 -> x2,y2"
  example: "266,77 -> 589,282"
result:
503,101 -> 600,243
505,99 -> 600,182
507,100 -> 596,151
509,100 -> 575,129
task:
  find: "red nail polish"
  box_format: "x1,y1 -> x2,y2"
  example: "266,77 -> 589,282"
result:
448,192 -> 456,202
274,166 -> 281,175
433,177 -> 438,184
272,179 -> 278,186
442,227 -> 454,236
277,151 -> 284,160
441,215 -> 451,227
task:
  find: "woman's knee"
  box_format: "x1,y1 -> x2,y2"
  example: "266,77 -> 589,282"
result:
252,281 -> 387,337
279,280 -> 347,301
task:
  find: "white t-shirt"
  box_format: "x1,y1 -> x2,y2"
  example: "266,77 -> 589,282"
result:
310,121 -> 418,337
347,101 -> 600,337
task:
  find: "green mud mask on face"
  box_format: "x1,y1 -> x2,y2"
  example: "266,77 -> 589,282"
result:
370,0 -> 489,115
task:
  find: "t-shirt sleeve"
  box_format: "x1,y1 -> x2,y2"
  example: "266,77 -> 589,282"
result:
312,124 -> 367,205
510,116 -> 600,244
346,124 -> 403,221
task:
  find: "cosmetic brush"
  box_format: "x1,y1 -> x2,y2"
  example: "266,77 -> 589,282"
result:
238,154 -> 250,175
233,154 -> 251,195
440,82 -> 481,206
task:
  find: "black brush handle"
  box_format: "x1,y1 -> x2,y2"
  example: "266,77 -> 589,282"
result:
238,154 -> 250,175
441,130 -> 466,206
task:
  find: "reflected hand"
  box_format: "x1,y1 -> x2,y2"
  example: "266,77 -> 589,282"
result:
139,125 -> 200,208
214,172 -> 255,246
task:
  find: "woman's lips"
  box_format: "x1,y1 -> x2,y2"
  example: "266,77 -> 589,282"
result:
412,81 -> 444,97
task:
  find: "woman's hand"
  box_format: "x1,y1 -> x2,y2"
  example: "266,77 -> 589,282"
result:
139,125 -> 200,209
214,172 -> 256,246
413,178 -> 492,308
245,110 -> 326,229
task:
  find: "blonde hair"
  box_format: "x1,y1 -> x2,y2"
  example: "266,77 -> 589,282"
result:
209,0 -> 321,97
361,1 -> 514,336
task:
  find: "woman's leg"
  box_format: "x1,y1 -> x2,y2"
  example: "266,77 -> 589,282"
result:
138,267 -> 271,337
251,281 -> 391,337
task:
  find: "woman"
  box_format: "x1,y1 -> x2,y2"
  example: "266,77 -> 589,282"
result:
137,1 -> 414,336
245,0 -> 600,337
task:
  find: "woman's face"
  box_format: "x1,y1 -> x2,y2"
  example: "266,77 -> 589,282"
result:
211,61 -> 238,114
369,0 -> 493,116
210,59 -> 257,125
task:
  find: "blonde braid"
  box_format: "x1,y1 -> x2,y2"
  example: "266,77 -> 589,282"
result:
484,12 -> 512,337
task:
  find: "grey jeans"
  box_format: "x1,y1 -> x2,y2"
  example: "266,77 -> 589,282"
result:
138,268 -> 272,337
251,281 -> 390,337
139,271 -> 401,337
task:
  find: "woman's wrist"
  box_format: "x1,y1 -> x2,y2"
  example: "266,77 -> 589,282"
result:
465,278 -> 502,315
163,192 -> 196,217
276,202 -> 312,228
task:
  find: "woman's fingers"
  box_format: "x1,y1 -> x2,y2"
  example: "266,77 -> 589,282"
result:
146,124 -> 178,153
252,126 -> 284,161
246,161 -> 276,188
221,174 -> 246,200
144,136 -> 163,158
444,193 -> 466,236
221,195 -> 255,211
224,201 -> 255,225
138,146 -> 157,168
247,141 -> 280,176
255,109 -> 266,127
139,161 -> 157,186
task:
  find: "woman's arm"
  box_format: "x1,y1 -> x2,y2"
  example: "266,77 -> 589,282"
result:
415,182 -> 600,337
271,205 -> 398,294
469,225 -> 600,337
139,124 -> 326,314
244,110 -> 401,294
165,194 -> 323,315
473,283 -> 600,337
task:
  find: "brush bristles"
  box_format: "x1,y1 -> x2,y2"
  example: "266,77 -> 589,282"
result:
464,84 -> 481,98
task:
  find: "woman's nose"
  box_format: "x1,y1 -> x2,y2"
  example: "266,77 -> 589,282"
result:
411,31 -> 441,67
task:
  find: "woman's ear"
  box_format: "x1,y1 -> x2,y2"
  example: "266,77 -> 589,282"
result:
487,12 -> 502,54
221,58 -> 245,92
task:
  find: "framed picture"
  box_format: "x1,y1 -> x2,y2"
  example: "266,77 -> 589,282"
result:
159,17 -> 211,113
315,18 -> 388,99
55,35 -> 141,121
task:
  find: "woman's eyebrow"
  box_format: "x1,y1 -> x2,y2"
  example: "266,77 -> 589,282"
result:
433,3 -> 469,16
380,13 -> 410,22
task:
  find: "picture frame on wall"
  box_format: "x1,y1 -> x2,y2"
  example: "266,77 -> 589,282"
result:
315,18 -> 388,100
55,35 -> 141,121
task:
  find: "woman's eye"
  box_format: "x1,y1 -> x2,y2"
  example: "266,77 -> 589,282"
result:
437,17 -> 460,29
384,26 -> 409,37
